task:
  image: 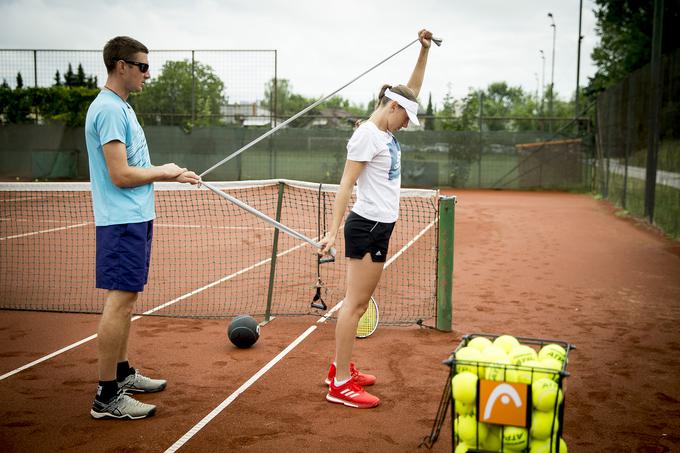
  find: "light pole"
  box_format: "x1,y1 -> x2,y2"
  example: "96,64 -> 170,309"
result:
539,49 -> 546,116
575,0 -> 584,119
534,72 -> 540,106
547,12 -> 556,124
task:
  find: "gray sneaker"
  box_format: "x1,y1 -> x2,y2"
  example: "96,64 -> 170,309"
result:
118,369 -> 167,393
91,392 -> 156,420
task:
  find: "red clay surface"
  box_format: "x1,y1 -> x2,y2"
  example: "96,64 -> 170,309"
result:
2,189 -> 680,452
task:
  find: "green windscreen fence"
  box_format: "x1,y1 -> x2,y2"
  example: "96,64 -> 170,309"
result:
0,125 -> 592,191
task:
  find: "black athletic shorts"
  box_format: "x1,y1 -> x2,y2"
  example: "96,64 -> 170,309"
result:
344,211 -> 396,263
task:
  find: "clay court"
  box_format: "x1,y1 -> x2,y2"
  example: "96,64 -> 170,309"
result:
2,189 -> 680,452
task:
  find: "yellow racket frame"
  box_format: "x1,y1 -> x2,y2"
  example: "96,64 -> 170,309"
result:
356,297 -> 379,338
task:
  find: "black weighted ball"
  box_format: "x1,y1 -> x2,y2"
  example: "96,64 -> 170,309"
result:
227,315 -> 260,348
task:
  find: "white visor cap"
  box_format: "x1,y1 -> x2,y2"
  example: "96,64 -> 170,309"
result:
383,88 -> 420,126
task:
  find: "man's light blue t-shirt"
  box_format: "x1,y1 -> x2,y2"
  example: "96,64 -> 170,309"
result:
85,90 -> 155,226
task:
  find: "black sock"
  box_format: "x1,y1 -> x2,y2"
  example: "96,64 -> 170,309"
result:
96,380 -> 119,403
116,361 -> 133,382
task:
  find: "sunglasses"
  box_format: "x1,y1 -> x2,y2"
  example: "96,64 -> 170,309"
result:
122,60 -> 149,73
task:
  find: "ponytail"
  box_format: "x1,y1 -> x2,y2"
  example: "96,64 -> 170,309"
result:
374,84 -> 416,110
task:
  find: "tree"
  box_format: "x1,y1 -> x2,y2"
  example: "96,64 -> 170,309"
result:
424,93 -> 435,130
588,0 -> 680,95
16,72 -> 23,89
1,79 -> 9,89
132,59 -> 227,127
76,64 -> 86,87
261,78 -> 364,127
64,64 -> 76,87
436,82 -> 553,132
262,78 -> 316,123
54,70 -> 62,86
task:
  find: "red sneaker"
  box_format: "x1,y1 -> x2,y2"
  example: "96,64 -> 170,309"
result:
325,362 -> 376,387
326,379 -> 380,409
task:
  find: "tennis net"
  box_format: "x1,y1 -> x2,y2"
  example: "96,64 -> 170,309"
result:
0,179 -> 451,325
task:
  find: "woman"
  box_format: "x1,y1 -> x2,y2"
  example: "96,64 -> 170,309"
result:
318,29 -> 433,408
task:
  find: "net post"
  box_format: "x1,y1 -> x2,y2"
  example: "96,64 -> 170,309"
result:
265,181 -> 285,321
436,196 -> 456,331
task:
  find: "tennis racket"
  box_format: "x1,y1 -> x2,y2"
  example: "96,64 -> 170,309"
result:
356,297 -> 379,338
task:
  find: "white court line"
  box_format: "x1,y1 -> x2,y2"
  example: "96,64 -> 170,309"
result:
0,222 -> 91,241
0,240 -> 311,381
164,219 -> 436,453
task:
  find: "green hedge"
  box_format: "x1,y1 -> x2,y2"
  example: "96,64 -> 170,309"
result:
0,86 -> 99,127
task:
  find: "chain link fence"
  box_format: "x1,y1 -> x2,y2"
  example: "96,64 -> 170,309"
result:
595,47 -> 680,239
1,48 -> 595,193
0,48 -> 277,126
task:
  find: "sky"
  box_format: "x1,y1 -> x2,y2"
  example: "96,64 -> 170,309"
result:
0,0 -> 600,109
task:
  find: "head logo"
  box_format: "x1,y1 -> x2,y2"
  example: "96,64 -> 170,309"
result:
479,380 -> 529,427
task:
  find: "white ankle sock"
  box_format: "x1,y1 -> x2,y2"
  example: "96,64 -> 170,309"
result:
334,376 -> 350,387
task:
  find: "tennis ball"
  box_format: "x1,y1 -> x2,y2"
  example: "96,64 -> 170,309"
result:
493,334 -> 521,354
509,345 -> 538,366
454,442 -> 471,453
531,410 -> 559,439
455,399 -> 476,416
502,426 -> 528,451
485,356 -> 511,381
537,358 -> 563,382
482,425 -> 502,451
532,378 -> 564,412
454,417 -> 459,443
452,371 -> 478,404
479,345 -> 508,377
455,346 -> 483,376
468,336 -> 493,353
458,415 -> 488,445
506,359 -> 540,384
538,344 -> 566,365
529,437 -> 568,453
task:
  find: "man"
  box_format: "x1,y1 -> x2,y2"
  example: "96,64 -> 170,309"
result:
85,36 -> 200,419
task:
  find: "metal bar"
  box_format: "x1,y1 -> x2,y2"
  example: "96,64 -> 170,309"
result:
264,182 -> 285,322
436,196 -> 455,331
645,0 -> 664,222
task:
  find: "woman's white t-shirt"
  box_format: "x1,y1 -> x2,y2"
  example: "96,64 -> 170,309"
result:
346,121 -> 401,223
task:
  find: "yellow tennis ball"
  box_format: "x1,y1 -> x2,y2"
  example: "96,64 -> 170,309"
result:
468,336 -> 493,353
537,358 -> 563,382
458,415 -> 488,445
485,356 -> 511,381
479,345 -> 508,377
455,399 -> 476,416
452,372 -> 478,404
506,359 -> 542,384
529,437 -> 568,453
531,410 -> 559,439
538,344 -> 566,365
456,346 -> 483,376
454,417 -> 459,442
509,345 -> 538,366
502,426 -> 528,451
454,442 -> 471,453
532,378 -> 564,412
482,425 -> 502,451
493,334 -> 521,354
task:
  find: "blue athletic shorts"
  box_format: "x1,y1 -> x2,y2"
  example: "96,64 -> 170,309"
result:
96,220 -> 153,292
344,211 -> 395,263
